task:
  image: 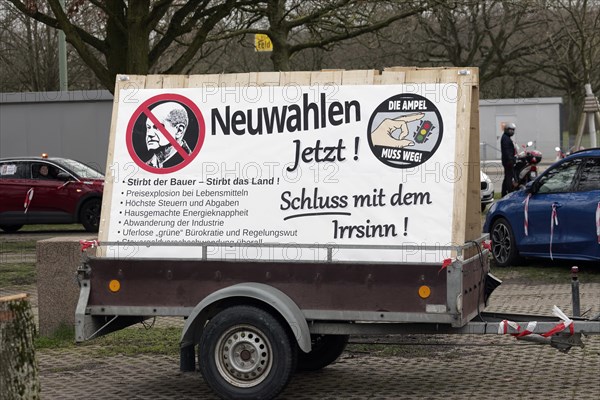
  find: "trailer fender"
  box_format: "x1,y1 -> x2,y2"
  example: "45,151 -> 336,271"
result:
180,282 -> 311,353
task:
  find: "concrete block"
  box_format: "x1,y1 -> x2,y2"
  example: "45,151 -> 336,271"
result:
36,237 -> 96,336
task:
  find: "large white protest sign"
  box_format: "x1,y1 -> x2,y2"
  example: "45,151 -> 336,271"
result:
101,78 -> 472,262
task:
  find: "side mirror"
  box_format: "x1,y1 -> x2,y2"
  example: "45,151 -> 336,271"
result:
56,171 -> 71,181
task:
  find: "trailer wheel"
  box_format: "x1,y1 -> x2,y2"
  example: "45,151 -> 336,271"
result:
297,334 -> 349,372
199,305 -> 297,400
491,217 -> 520,267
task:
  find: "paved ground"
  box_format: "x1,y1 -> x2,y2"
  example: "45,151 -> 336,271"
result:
2,280 -> 599,400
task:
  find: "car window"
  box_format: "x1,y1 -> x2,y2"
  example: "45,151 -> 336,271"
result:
32,162 -> 60,180
53,158 -> 104,179
0,161 -> 30,179
576,157 -> 600,192
536,159 -> 581,194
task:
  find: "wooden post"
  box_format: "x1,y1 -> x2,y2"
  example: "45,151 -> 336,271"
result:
0,293 -> 40,400
573,84 -> 600,149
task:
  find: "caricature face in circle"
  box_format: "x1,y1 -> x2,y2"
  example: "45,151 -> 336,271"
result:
145,102 -> 189,151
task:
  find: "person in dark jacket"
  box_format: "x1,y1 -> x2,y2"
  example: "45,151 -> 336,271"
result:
501,123 -> 517,196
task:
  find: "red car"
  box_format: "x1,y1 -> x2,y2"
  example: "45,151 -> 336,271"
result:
0,157 -> 104,232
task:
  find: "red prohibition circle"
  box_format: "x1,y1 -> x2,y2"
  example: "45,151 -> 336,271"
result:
126,93 -> 206,174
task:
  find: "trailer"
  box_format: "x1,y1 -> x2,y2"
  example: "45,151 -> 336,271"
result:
75,68 -> 600,400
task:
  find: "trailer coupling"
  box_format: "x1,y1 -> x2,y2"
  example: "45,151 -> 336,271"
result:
482,305 -> 596,353
311,305 -> 600,354
513,332 -> 585,353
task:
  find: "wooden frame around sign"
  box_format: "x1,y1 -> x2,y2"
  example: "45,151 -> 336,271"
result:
99,68 -> 480,257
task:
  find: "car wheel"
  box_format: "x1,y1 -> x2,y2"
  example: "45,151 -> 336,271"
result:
490,217 -> 520,267
79,198 -> 101,232
199,305 -> 297,400
297,334 -> 349,372
0,224 -> 23,233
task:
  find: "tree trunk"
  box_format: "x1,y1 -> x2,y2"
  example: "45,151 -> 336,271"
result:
0,294 -> 40,400
126,0 -> 150,74
270,40 -> 292,71
104,0 -> 128,85
266,0 -> 291,71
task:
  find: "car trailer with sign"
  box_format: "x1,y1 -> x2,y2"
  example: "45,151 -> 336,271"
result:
74,68 -> 600,400
75,239 -> 600,400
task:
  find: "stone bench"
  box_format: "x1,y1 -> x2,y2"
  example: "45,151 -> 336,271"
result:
37,237 -> 95,336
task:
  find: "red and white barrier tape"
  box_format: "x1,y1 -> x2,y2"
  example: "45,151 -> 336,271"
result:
523,193 -> 531,236
80,240 -> 100,252
438,258 -> 453,274
23,188 -> 34,214
498,306 -> 574,338
549,203 -> 559,260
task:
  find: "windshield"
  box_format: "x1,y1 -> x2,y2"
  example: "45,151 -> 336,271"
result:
52,158 -> 104,179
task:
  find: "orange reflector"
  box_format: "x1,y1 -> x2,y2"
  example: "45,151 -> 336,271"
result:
41,153 -> 48,158
109,279 -> 121,292
418,285 -> 431,299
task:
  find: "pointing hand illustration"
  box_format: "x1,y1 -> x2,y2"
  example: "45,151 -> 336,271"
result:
370,113 -> 425,148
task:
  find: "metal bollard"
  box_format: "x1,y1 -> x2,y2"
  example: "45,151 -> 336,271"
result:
571,266 -> 580,317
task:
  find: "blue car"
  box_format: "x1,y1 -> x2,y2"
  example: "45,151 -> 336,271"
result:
483,148 -> 600,267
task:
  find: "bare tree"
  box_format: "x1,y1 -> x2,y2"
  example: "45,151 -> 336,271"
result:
387,0 -> 547,90
0,2 -> 59,92
1,1 -> 107,92
5,0 -> 257,92
525,0 -> 600,135
231,0 -> 432,71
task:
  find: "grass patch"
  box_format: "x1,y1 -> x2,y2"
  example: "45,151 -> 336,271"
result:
0,240 -> 37,254
92,326 -> 181,356
36,325 -> 181,357
0,262 -> 36,286
491,260 -> 600,284
20,224 -> 83,232
35,323 -> 75,349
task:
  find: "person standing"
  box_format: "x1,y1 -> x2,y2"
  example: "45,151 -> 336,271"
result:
501,123 -> 517,196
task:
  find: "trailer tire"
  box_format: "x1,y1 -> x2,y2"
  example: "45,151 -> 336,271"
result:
297,334 -> 349,372
490,217 -> 520,267
199,305 -> 297,400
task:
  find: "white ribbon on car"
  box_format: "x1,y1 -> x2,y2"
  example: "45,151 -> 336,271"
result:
596,202 -> 600,244
23,188 -> 34,214
523,193 -> 531,236
525,197 -> 598,253
549,203 -> 559,260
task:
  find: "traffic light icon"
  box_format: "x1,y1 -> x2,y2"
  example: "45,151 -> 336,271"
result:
414,120 -> 435,144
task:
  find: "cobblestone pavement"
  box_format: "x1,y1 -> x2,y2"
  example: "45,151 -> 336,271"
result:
2,282 -> 599,400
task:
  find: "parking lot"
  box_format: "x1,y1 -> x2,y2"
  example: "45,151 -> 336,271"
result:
7,281 -> 597,400
1,229 -> 599,400
33,331 -> 600,400
0,230 -> 600,400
